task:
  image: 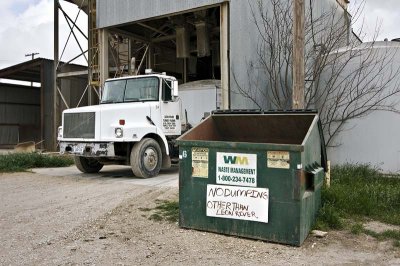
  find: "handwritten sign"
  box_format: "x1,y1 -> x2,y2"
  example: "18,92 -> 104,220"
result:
216,152 -> 257,187
206,184 -> 269,223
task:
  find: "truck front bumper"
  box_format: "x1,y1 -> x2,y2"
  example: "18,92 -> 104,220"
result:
59,142 -> 115,157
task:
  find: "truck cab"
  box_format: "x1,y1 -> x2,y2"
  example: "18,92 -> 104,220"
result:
58,73 -> 181,178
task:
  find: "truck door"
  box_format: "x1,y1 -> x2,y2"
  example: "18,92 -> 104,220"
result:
160,79 -> 181,136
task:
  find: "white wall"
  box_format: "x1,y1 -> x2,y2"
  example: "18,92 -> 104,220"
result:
328,109 -> 400,172
179,80 -> 221,126
327,41 -> 400,173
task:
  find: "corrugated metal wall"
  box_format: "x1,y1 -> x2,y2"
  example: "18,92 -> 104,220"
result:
229,0 -> 350,109
0,83 -> 41,146
97,0 -> 348,110
97,0 -> 226,28
0,60 -> 89,150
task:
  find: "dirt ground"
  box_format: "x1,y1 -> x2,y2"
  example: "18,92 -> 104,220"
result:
0,166 -> 399,265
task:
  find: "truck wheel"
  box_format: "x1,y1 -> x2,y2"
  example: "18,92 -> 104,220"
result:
74,156 -> 104,173
130,138 -> 162,178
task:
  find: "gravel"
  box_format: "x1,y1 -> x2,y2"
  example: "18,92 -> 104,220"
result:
0,168 -> 399,265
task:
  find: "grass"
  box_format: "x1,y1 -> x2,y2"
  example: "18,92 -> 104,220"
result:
350,223 -> 364,235
317,164 -> 400,228
349,223 -> 400,247
0,153 -> 74,172
316,164 -> 400,246
144,200 -> 179,223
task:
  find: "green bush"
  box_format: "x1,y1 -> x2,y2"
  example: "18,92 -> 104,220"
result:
0,153 -> 74,172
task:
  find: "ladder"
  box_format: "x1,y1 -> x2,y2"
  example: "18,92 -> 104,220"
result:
88,0 -> 100,98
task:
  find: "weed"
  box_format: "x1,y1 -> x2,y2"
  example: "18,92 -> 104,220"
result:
140,200 -> 179,223
363,229 -> 382,239
149,213 -> 163,221
350,223 -> 364,235
154,200 -> 179,222
316,164 -> 400,229
138,207 -> 151,212
363,229 -> 400,245
0,153 -> 74,172
381,230 -> 400,240
315,202 -> 343,230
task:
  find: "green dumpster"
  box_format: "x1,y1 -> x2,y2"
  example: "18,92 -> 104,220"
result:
177,110 -> 327,246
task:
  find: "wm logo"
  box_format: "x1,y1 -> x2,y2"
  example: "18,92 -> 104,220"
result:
223,155 -> 249,165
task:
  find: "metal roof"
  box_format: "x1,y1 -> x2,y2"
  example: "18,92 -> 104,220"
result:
0,58 -> 87,83
0,58 -> 45,83
97,0 -> 227,28
63,0 -> 89,13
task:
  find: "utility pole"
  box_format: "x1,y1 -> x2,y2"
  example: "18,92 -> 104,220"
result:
292,0 -> 305,109
25,53 -> 40,86
25,52 -> 40,60
54,0 -> 59,152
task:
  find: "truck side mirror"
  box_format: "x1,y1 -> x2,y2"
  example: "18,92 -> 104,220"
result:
172,80 -> 179,97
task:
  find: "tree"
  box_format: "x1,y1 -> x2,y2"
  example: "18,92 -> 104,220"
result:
233,0 -> 400,146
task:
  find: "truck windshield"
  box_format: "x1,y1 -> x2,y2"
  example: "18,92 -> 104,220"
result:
101,77 -> 159,103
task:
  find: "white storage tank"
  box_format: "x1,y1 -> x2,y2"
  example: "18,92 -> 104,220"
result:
179,80 -> 221,127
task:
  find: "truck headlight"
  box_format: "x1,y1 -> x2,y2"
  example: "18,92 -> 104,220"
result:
58,126 -> 63,139
115,128 -> 123,138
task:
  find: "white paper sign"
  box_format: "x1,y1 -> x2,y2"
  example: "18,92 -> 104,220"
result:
206,184 -> 269,223
216,152 -> 257,187
162,115 -> 177,133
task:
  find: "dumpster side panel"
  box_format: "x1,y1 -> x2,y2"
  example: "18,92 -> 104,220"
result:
302,119 -> 323,171
179,142 -> 306,245
299,121 -> 325,242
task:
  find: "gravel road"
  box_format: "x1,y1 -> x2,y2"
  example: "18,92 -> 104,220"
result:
0,166 -> 399,265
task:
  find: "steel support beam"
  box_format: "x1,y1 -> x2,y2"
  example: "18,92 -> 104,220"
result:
220,2 -> 230,109
99,28 -> 109,93
57,70 -> 89,78
137,22 -> 169,36
53,0 -> 59,151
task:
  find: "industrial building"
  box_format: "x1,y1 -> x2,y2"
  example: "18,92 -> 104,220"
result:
56,0 -> 351,111
0,0 -> 351,151
0,59 -> 87,150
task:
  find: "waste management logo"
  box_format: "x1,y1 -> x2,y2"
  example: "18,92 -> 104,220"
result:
223,155 -> 249,165
216,152 -> 257,187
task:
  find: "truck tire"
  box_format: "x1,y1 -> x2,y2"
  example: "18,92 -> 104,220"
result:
130,138 -> 162,178
74,156 -> 104,173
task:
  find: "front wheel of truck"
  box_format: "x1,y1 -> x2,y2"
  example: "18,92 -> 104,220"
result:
74,156 -> 104,173
130,138 -> 162,178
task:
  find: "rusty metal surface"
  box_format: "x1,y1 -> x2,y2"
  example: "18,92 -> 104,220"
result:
179,114 -> 315,145
97,0 -> 227,28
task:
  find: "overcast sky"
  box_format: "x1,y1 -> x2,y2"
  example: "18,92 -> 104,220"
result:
349,0 -> 399,41
0,0 -> 87,70
0,0 -> 398,70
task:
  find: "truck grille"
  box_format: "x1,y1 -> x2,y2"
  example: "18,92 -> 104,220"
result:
63,112 -> 95,139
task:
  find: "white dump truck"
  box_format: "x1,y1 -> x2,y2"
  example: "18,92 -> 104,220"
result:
58,73 -> 219,178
